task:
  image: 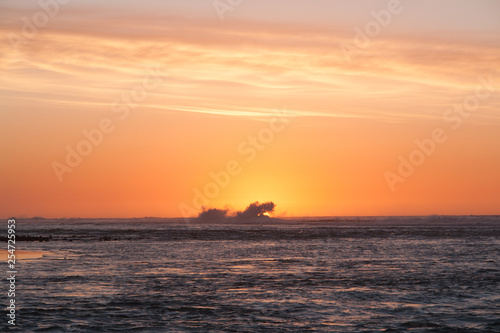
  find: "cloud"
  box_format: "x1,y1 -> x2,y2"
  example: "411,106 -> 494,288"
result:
1,10 -> 499,122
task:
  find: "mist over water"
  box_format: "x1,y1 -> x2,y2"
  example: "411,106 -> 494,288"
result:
4,216 -> 500,332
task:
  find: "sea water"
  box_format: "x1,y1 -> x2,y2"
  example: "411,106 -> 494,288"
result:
3,216 -> 500,332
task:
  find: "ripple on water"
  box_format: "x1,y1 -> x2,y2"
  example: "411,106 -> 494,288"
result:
9,221 -> 500,332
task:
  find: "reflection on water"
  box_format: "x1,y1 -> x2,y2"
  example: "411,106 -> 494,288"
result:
5,217 -> 500,332
0,250 -> 49,261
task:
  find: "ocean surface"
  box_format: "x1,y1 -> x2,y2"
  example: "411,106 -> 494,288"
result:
3,216 -> 500,332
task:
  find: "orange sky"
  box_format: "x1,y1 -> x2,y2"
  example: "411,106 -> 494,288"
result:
1,1 -> 499,218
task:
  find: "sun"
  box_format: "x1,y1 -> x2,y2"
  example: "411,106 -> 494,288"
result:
262,212 -> 272,217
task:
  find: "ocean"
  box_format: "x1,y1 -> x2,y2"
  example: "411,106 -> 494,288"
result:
3,216 -> 500,332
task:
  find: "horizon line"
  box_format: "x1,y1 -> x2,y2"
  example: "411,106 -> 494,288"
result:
6,214 -> 500,220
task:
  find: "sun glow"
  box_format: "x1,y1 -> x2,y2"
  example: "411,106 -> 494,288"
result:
1,2 -> 499,218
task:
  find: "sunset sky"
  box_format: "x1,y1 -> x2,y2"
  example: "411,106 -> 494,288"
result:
1,0 -> 499,218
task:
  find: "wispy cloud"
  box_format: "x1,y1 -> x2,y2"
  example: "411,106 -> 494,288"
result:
1,10 -> 499,121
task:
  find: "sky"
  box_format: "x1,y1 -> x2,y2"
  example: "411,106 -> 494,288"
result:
1,0 -> 499,218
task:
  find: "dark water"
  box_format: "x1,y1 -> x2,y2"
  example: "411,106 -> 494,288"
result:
3,216 -> 500,332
